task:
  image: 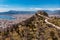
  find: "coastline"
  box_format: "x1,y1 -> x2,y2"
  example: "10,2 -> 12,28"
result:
0,14 -> 34,31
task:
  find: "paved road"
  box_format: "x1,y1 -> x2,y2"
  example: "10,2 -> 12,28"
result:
38,14 -> 60,30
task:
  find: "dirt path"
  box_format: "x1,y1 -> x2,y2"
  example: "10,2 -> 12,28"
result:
45,18 -> 60,29
38,14 -> 60,30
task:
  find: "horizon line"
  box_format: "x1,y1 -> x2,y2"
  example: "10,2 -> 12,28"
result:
0,8 -> 60,12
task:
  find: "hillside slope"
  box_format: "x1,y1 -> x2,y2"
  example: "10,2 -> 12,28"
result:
0,11 -> 60,40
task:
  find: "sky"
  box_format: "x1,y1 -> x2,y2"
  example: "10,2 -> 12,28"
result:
0,0 -> 60,12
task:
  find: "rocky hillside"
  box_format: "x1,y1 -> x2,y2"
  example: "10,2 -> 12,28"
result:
0,11 -> 60,40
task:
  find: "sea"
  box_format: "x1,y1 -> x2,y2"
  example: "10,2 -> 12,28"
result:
0,15 -> 16,20
0,11 -> 35,20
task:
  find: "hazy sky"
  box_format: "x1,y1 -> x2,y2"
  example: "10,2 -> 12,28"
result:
0,0 -> 60,12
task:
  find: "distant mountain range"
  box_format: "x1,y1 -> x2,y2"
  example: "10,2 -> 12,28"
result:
0,10 -> 60,15
0,10 -> 35,15
44,10 -> 60,15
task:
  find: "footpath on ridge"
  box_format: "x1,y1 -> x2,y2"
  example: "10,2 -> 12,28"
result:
37,13 -> 60,30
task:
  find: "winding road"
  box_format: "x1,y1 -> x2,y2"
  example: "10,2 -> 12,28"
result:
38,14 -> 60,30
45,18 -> 60,30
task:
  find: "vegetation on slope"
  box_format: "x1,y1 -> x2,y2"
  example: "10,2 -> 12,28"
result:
48,17 -> 60,27
0,11 -> 60,40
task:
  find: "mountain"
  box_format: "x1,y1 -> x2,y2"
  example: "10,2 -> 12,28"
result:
0,10 -> 60,15
44,10 -> 60,15
0,10 -> 35,15
0,10 -> 60,40
53,10 -> 60,15
17,11 -> 59,40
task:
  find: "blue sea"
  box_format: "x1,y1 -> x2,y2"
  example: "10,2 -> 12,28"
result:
0,15 -> 15,20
